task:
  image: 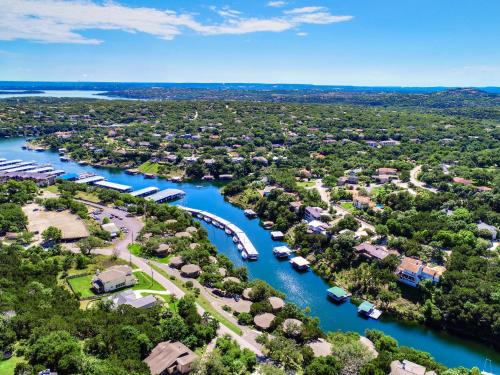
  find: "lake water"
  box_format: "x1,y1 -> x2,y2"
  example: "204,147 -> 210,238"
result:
0,137 -> 498,372
0,90 -> 116,100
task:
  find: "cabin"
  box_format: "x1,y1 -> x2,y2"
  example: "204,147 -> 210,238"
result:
354,243 -> 396,261
308,220 -> 328,234
92,265 -> 137,294
353,196 -> 372,209
304,206 -> 324,222
290,256 -> 310,271
144,341 -> 198,375
327,286 -> 349,302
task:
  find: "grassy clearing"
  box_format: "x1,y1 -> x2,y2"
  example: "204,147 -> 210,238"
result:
128,243 -> 142,256
138,161 -> 159,174
150,264 -> 243,336
297,180 -> 316,188
340,202 -> 354,211
67,274 -> 96,298
45,185 -> 59,194
133,271 -> 166,291
0,356 -> 23,375
76,191 -> 100,203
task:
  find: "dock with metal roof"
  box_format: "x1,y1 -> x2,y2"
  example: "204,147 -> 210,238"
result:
94,180 -> 132,192
3,163 -> 38,173
75,175 -> 105,184
146,188 -> 186,203
26,167 -> 54,174
129,186 -> 160,197
0,159 -> 22,167
178,206 -> 259,260
0,161 -> 35,171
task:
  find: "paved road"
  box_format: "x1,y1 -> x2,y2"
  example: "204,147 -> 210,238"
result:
313,179 -> 375,232
410,165 -> 438,193
79,200 -> 264,356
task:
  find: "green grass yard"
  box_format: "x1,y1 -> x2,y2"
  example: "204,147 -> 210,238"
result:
340,202 -> 354,211
132,271 -> 165,291
297,180 -> 316,188
0,356 -> 24,375
138,161 -> 159,174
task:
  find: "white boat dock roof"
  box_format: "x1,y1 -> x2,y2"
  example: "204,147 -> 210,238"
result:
94,180 -> 132,192
274,245 -> 292,254
177,206 -> 259,259
27,167 -> 54,174
0,161 -> 35,171
146,188 -> 186,202
75,175 -> 105,184
47,169 -> 65,176
290,256 -> 310,267
0,159 -> 22,166
130,186 -> 160,197
3,163 -> 38,173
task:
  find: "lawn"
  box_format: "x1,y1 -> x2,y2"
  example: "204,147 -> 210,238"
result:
340,202 -> 354,211
297,180 -> 316,188
132,271 -> 166,291
138,161 -> 159,174
0,356 -> 24,374
128,243 -> 142,256
76,191 -> 100,203
67,274 -> 96,298
128,243 -> 172,264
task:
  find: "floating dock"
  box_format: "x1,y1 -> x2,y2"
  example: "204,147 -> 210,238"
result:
27,167 -> 54,174
75,175 -> 105,184
0,161 -> 35,171
178,206 -> 259,260
94,180 -> 132,192
0,159 -> 22,167
129,186 -> 160,197
3,163 -> 38,173
146,188 -> 186,203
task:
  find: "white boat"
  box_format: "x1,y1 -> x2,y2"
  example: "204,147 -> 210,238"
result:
204,217 -> 211,223
237,244 -> 243,251
225,228 -> 232,235
241,251 -> 248,260
232,236 -> 239,243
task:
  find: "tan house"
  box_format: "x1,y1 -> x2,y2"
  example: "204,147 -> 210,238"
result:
92,265 -> 137,294
144,341 -> 198,375
389,360 -> 437,375
353,196 -> 373,209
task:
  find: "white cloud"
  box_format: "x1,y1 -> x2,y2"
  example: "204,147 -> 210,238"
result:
267,1 -> 286,7
0,0 -> 353,44
296,32 -> 308,37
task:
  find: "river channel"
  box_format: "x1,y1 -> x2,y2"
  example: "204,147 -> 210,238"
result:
0,137 -> 498,372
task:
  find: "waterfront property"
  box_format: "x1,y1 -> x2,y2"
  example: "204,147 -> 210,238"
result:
354,242 -> 397,261
129,186 -> 159,197
358,301 -> 382,319
396,257 -> 445,287
93,180 -> 132,192
273,245 -> 292,258
389,359 -> 437,375
271,230 -> 284,240
0,171 -> 56,186
327,286 -> 349,302
75,175 -> 105,184
146,188 -> 186,203
91,265 -> 137,294
244,209 -> 257,218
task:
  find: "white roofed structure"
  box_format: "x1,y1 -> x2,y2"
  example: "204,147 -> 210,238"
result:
130,186 -> 160,197
146,188 -> 186,203
75,175 -> 105,184
94,180 -> 132,192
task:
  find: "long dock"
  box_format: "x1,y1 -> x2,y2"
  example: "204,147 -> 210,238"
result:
130,186 -> 159,197
178,206 -> 259,260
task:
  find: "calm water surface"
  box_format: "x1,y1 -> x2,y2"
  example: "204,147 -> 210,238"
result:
0,137 -> 498,372
0,90 -> 116,99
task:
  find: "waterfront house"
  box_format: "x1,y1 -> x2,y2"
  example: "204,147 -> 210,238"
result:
92,265 -> 137,294
396,257 -> 445,287
327,286 -> 349,302
308,220 -> 329,235
290,256 -> 310,271
144,341 -> 198,375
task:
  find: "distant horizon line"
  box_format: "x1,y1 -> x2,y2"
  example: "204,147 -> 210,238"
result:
0,80 -> 499,89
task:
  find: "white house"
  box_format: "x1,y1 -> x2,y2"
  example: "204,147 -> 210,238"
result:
396,257 -> 445,287
92,265 -> 137,294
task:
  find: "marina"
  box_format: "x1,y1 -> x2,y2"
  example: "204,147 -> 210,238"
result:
129,186 -> 160,197
1,138 -> 499,371
146,188 -> 186,203
94,180 -> 132,192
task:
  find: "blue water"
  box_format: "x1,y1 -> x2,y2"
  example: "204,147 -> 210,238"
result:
0,90 -> 116,99
0,137 -> 498,372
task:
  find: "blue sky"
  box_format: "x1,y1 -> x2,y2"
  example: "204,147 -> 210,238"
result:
0,0 -> 499,86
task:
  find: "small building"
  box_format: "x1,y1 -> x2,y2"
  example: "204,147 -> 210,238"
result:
378,167 -> 398,175
396,257 -> 445,287
144,341 -> 198,375
244,209 -> 257,218
327,286 -> 349,302
290,256 -> 310,271
92,265 -> 137,294
353,196 -> 372,209
180,264 -> 201,278
282,318 -> 303,336
289,201 -> 302,213
273,245 -> 292,258
101,222 -> 120,238
304,206 -> 324,222
452,177 -> 473,185
271,231 -> 284,240
389,359 -> 437,375
338,175 -> 359,186
169,256 -> 185,269
155,243 -> 171,257
254,313 -> 275,330
108,289 -> 159,309
308,220 -> 328,234
358,301 -> 375,316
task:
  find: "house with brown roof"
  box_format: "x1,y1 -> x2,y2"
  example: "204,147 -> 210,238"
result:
389,360 -> 437,375
354,243 -> 397,261
378,167 -> 398,175
353,196 -> 373,209
396,257 -> 445,287
91,265 -> 137,294
144,341 -> 198,375
452,177 -> 473,185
